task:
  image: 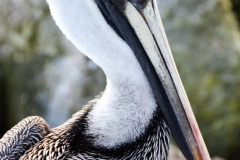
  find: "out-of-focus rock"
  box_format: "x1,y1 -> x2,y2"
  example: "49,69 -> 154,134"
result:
168,145 -> 185,160
158,0 -> 240,159
168,145 -> 226,160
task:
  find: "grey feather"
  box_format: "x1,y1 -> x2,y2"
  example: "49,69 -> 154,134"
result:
0,116 -> 50,160
18,100 -> 171,160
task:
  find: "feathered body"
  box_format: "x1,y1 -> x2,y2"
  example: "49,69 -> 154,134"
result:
1,0 -> 171,159
0,116 -> 50,160
0,0 -> 211,159
19,100 -> 170,160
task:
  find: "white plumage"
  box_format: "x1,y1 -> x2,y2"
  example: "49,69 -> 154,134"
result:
47,0 -> 158,148
0,0 -> 211,159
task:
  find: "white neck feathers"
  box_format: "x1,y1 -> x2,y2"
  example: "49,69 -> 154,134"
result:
47,0 -> 157,148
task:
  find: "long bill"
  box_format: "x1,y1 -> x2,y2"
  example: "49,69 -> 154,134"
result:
117,0 -> 211,160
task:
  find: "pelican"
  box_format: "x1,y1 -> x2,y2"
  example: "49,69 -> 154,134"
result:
0,0 -> 210,159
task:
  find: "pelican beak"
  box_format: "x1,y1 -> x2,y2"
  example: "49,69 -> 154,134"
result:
120,0 -> 211,160
101,0 -> 210,160
95,0 -> 210,159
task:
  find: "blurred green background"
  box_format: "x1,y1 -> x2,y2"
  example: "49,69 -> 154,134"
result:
0,0 -> 239,159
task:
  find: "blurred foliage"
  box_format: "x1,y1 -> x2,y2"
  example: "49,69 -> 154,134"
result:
231,0 -> 240,26
159,0 -> 240,159
0,1 -> 64,135
0,0 -> 105,132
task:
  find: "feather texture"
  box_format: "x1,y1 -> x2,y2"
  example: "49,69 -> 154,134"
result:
18,99 -> 170,160
0,116 -> 50,160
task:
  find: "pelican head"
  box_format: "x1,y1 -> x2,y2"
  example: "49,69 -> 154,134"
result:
46,0 -> 210,159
